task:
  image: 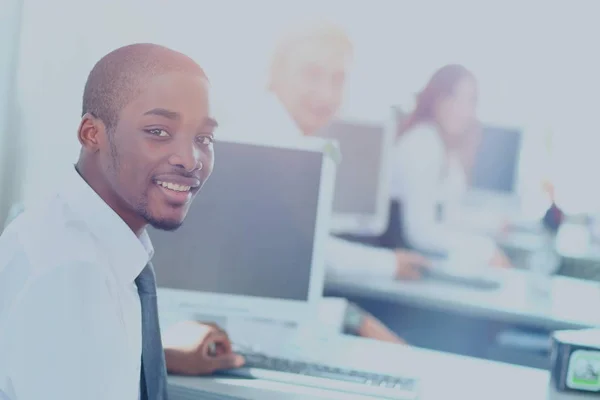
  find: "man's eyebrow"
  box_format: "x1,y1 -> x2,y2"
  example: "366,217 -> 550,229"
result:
143,108 -> 218,128
143,108 -> 180,120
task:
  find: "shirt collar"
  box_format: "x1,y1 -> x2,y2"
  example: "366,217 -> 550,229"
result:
59,166 -> 153,284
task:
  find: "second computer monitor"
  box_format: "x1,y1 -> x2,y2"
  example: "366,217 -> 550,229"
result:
471,124 -> 522,193
317,117 -> 393,236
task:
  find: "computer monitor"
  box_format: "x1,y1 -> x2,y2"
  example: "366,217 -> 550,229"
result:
466,124 -> 523,209
316,116 -> 393,236
471,124 -> 523,193
148,136 -> 336,323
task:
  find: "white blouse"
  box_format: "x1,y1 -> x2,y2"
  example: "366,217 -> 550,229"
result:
390,123 -> 496,266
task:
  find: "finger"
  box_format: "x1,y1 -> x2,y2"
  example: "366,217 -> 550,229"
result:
203,331 -> 233,356
198,322 -> 230,345
211,352 -> 246,372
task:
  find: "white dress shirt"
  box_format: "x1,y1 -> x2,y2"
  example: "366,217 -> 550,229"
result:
0,166 -> 153,400
390,123 -> 496,265
224,93 -> 398,280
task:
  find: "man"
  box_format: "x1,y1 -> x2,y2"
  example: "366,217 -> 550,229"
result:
266,22 -> 431,339
224,21 -> 430,341
0,43 -> 242,400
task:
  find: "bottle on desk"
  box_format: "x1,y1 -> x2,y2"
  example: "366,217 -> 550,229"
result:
526,200 -> 564,299
527,231 -> 560,299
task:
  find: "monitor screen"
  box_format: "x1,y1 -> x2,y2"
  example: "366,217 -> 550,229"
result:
148,141 -> 323,302
318,119 -> 384,215
470,125 -> 522,193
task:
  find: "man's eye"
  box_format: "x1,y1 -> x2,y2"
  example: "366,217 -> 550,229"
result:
197,136 -> 214,145
147,129 -> 170,137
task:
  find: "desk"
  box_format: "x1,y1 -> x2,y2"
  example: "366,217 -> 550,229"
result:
326,269 -> 600,368
326,269 -> 600,331
168,335 -> 550,399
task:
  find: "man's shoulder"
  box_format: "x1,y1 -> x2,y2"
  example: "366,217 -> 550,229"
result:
0,200 -> 111,346
1,195 -> 104,277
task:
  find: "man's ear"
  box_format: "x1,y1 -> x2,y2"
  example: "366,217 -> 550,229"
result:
78,113 -> 106,152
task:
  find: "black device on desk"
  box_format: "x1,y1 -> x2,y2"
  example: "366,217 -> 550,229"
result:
549,329 -> 600,399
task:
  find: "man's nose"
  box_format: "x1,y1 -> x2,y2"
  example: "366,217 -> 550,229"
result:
168,141 -> 203,172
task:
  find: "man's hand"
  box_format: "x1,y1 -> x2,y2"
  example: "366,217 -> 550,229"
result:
394,250 -> 431,280
163,321 -> 244,376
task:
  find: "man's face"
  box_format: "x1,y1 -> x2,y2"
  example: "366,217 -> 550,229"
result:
273,39 -> 350,135
101,72 -> 216,231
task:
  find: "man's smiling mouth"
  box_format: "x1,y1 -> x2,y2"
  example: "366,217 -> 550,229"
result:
155,180 -> 191,193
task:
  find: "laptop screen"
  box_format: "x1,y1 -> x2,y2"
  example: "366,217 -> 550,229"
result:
148,141 -> 323,302
318,119 -> 384,215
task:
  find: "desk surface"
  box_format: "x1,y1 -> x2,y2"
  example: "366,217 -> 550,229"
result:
169,335 -> 550,399
327,269 -> 600,330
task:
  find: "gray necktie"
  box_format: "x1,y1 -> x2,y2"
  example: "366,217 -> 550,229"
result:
136,262 -> 169,400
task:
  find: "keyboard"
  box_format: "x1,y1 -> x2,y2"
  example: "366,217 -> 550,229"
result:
222,348 -> 419,399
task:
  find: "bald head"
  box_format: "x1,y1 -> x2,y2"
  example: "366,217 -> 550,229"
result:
269,21 -> 353,136
82,43 -> 207,132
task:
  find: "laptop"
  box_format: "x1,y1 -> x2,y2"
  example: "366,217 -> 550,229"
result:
317,117 -> 393,237
149,137 -> 418,399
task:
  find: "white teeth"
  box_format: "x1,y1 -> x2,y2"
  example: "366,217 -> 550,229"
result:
156,180 -> 191,192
